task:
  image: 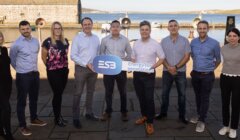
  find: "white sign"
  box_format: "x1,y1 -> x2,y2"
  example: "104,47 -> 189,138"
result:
122,61 -> 154,73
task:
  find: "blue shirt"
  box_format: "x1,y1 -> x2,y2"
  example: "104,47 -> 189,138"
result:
10,35 -> 40,73
190,36 -> 221,72
161,35 -> 191,72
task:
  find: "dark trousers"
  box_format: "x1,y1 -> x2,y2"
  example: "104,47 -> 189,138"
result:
47,68 -> 68,120
103,71 -> 127,114
133,72 -> 155,123
191,70 -> 215,122
220,74 -> 240,129
161,71 -> 187,118
16,72 -> 39,127
0,77 -> 12,135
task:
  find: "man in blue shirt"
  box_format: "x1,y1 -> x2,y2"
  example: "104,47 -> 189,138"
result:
10,20 -> 47,136
190,20 -> 221,133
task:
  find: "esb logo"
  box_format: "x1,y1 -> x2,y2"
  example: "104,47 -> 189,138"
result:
93,55 -> 122,75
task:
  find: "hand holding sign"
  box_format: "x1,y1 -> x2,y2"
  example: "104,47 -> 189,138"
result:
93,55 -> 154,75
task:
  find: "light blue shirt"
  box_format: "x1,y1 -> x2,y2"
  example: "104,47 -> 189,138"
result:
10,35 -> 39,73
71,32 -> 100,67
190,36 -> 221,72
161,35 -> 190,72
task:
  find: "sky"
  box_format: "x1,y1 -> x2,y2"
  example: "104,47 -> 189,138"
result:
82,0 -> 240,12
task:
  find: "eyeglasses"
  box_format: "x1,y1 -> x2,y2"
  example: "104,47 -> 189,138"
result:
54,28 -> 62,30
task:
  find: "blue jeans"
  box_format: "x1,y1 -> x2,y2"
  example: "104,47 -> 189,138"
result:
160,71 -> 187,118
16,72 -> 39,127
191,70 -> 215,122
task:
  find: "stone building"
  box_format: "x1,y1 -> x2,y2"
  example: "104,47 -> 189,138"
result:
0,0 -> 81,24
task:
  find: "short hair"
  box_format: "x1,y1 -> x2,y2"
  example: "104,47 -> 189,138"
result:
111,20 -> 120,26
197,20 -> 209,27
19,20 -> 30,27
139,20 -> 151,28
227,27 -> 240,37
168,19 -> 178,24
81,17 -> 93,25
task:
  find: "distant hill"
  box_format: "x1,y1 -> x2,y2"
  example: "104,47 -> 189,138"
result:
82,8 -> 108,13
82,8 -> 240,14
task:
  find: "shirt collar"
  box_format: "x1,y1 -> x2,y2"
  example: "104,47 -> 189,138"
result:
81,32 -> 92,37
198,36 -> 209,43
20,35 -> 33,41
110,34 -> 122,39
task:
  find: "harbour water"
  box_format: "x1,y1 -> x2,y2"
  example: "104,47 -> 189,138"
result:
1,13 -> 239,45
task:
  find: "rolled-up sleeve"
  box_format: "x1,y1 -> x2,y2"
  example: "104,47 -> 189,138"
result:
214,42 -> 221,63
157,44 -> 165,59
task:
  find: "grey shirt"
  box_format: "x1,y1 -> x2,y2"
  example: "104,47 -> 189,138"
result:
100,34 -> 132,61
161,35 -> 191,72
221,43 -> 240,75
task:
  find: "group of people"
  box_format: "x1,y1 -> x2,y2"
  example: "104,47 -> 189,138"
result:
0,17 -> 239,140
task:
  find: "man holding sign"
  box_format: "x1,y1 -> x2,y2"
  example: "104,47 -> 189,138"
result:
100,20 -> 132,121
71,17 -> 100,129
132,21 -> 165,135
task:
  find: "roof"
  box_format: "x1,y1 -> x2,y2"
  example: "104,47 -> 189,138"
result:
0,0 -> 78,5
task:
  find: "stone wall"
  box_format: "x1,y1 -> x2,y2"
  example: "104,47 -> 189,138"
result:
0,5 -> 78,24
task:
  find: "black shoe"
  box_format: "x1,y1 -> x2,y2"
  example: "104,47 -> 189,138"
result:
179,117 -> 189,124
73,120 -> 82,129
121,113 -> 129,122
60,115 -> 68,123
3,134 -> 15,140
55,118 -> 66,127
155,114 -> 167,120
85,113 -> 99,121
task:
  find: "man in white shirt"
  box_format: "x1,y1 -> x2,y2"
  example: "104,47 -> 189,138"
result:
132,20 -> 165,135
71,17 -> 100,129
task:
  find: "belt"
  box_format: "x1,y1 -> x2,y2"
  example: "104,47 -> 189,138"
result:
193,70 -> 213,75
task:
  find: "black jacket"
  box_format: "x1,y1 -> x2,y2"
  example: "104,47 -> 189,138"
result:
0,46 -> 12,82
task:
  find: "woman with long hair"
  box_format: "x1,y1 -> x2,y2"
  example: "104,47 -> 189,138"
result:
0,31 -> 14,140
41,22 -> 69,127
218,28 -> 240,139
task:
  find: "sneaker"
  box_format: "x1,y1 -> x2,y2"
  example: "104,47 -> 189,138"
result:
229,129 -> 237,139
19,127 -> 32,136
155,114 -> 167,120
196,121 -> 205,133
73,120 -> 82,129
145,123 -> 154,135
30,118 -> 47,126
135,116 -> 147,125
85,113 -> 99,121
121,113 -> 128,122
218,126 -> 230,135
190,116 -> 199,124
100,112 -> 111,121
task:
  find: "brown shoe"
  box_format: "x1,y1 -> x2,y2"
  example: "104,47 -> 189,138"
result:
135,116 -> 147,125
100,112 -> 111,121
20,127 -> 32,136
121,113 -> 128,122
146,123 -> 154,135
30,118 -> 47,126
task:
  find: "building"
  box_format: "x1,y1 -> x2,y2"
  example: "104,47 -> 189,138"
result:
0,0 -> 81,24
